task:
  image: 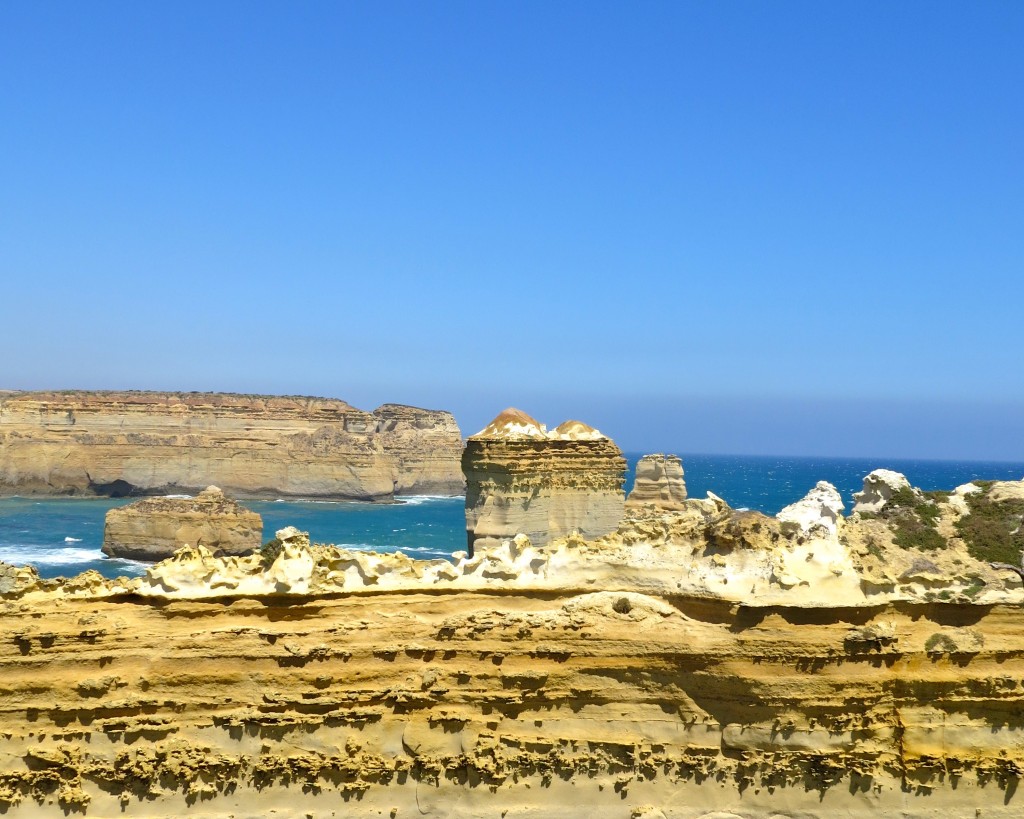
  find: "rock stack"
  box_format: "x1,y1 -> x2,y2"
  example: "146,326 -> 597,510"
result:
102,486 -> 263,561
462,408 -> 626,554
625,454 -> 688,512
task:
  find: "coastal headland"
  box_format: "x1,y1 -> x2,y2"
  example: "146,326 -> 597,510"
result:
0,391 -> 464,501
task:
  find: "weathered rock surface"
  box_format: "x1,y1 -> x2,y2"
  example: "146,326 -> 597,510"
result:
852,467 -> 914,513
0,474 -> 1023,816
101,486 -> 262,561
625,453 -> 687,511
462,408 -> 626,554
0,390 -> 463,500
776,480 -> 844,535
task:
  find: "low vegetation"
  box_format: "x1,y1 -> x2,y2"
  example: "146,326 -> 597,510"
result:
955,483 -> 1024,566
260,537 -> 284,568
925,632 -> 957,654
879,487 -> 946,552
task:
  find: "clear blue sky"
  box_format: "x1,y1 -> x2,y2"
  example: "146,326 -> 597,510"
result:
1,2 -> 1022,460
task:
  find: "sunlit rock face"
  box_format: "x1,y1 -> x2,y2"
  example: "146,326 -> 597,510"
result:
462,408 -> 627,554
0,391 -> 464,500
626,453 -> 687,512
852,468 -> 914,513
102,486 -> 262,561
1,476 -> 1024,815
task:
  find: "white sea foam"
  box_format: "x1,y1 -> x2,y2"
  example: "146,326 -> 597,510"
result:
162,494 -> 193,500
396,495 -> 462,506
0,545 -> 102,566
64,536 -> 83,543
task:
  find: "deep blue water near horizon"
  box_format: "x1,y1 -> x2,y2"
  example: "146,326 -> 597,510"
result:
1,453 -> 1022,580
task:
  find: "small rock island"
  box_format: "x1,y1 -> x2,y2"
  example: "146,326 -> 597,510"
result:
102,486 -> 262,561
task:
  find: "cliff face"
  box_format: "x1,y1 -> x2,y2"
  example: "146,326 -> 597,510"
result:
462,409 -> 626,554
1,475 -> 1024,816
0,391 -> 464,500
101,486 -> 262,560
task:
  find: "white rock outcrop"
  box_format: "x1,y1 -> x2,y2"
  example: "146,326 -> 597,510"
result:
777,481 -> 845,536
853,469 -> 913,514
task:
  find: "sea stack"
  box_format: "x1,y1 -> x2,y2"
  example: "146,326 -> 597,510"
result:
0,391 -> 464,500
625,453 -> 688,512
102,486 -> 263,561
462,408 -> 627,554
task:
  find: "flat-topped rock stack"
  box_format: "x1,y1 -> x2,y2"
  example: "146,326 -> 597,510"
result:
0,391 -> 463,500
102,486 -> 263,561
462,408 -> 627,554
625,453 -> 688,512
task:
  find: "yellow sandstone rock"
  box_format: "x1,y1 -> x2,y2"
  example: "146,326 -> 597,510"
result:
0,391 -> 463,500
462,408 -> 627,555
102,486 -> 262,560
0,475 -> 1021,816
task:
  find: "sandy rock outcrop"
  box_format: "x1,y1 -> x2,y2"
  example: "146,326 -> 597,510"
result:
626,453 -> 687,512
0,390 -> 463,500
1,476 -> 1024,816
101,486 -> 263,561
462,408 -> 626,554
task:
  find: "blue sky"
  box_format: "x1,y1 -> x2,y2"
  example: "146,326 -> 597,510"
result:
1,2 -> 1022,459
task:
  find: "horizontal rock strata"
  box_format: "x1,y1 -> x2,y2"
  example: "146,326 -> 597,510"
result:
625,453 -> 687,511
462,409 -> 626,554
0,391 -> 463,500
0,475 -> 1021,815
101,486 -> 262,561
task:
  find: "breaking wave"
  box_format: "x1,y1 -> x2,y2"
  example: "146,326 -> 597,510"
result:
0,545 -> 103,566
396,495 -> 462,506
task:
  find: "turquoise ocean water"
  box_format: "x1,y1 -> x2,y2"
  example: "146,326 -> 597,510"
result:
1,453 -> 1022,580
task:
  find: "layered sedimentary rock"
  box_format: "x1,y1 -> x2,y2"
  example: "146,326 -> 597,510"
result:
0,475 -> 1024,815
101,486 -> 262,561
0,391 -> 463,500
462,408 -> 626,554
625,453 -> 687,511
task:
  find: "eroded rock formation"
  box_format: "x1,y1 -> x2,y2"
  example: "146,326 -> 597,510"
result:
101,486 -> 262,561
0,474 -> 1023,815
0,391 -> 463,500
462,408 -> 626,554
625,453 -> 687,511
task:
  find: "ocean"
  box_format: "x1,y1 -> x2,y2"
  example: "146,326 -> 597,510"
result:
1,454 -> 1021,581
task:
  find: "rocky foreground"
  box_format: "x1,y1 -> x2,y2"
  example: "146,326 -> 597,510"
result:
0,472 -> 1023,816
0,391 -> 463,500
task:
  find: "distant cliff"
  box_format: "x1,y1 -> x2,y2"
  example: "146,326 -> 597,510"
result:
0,391 -> 464,500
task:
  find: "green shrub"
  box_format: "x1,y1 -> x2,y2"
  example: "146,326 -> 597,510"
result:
925,633 -> 957,654
955,489 -> 1024,566
892,516 -> 946,552
878,486 -> 945,552
963,576 -> 986,598
260,537 -> 283,568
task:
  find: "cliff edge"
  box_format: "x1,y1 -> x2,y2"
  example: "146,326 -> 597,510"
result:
0,390 -> 464,500
0,469 -> 1022,816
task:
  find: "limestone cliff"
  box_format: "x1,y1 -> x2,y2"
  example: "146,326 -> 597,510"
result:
101,486 -> 262,561
0,474 -> 1023,816
0,391 -> 463,500
462,408 -> 626,554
